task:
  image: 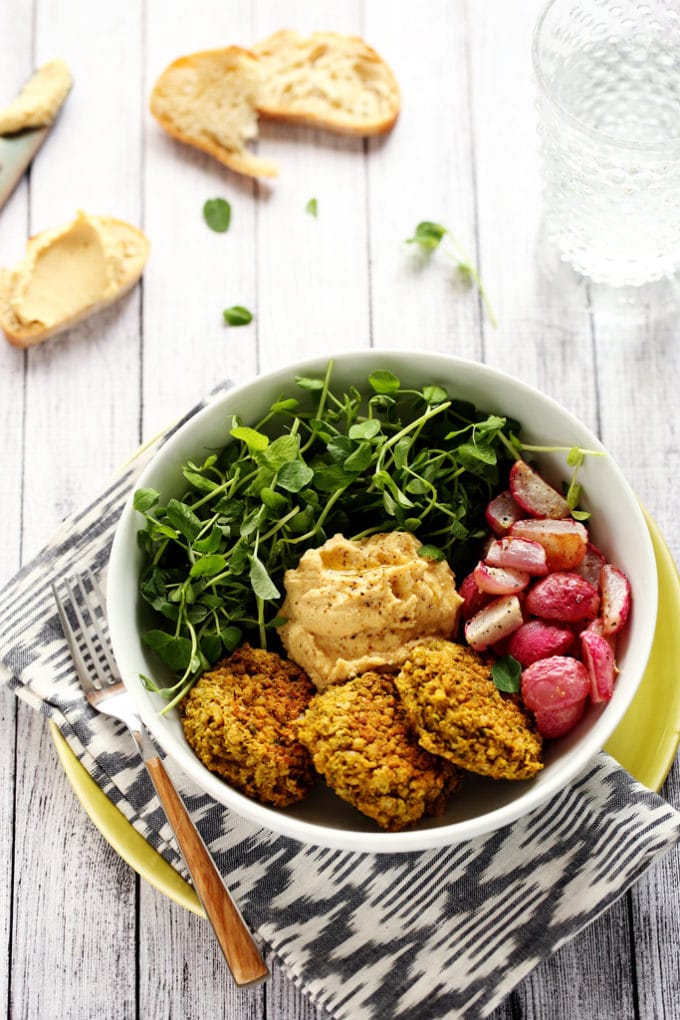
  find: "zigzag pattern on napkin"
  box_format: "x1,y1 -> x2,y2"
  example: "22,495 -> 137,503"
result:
1,381 -> 680,1020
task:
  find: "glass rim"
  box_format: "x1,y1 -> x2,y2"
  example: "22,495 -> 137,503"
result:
532,0 -> 680,154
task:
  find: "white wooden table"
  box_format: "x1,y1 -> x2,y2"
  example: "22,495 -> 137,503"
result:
2,2 -> 679,1017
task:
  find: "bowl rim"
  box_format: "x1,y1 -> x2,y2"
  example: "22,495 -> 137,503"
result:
107,350 -> 658,852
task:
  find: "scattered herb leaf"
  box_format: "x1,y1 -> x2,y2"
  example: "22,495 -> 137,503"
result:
406,219 -> 497,327
223,305 -> 253,326
491,655 -> 522,693
203,198 -> 232,233
305,197 -> 318,217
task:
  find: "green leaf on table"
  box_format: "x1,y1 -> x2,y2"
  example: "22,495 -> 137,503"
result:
406,220 -> 447,251
203,198 -> 231,232
305,197 -> 318,216
223,305 -> 253,326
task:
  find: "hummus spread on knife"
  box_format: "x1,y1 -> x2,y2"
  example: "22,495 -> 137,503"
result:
0,59 -> 72,135
278,531 -> 464,688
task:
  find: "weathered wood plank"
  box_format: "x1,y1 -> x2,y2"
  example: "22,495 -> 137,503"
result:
11,704 -> 137,1020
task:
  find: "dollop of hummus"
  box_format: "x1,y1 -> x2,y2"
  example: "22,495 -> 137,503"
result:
278,531 -> 464,688
7,211 -> 142,329
0,59 -> 72,135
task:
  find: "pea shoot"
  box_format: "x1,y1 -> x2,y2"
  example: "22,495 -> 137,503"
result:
406,219 -> 497,327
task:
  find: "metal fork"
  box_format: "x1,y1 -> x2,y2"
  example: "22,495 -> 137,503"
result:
52,569 -> 268,988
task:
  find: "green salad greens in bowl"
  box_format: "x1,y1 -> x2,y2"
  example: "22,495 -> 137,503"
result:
107,351 -> 657,852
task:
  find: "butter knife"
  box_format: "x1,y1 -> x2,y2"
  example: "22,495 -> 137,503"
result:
0,74 -> 71,212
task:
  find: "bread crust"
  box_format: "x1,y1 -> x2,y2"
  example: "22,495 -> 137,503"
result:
149,32 -> 400,178
149,47 -> 279,179
253,30 -> 400,137
0,215 -> 150,347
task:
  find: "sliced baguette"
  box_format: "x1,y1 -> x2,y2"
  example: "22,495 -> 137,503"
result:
149,46 -> 279,178
252,30 -> 400,136
0,212 -> 150,348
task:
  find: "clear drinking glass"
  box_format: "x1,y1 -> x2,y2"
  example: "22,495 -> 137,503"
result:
533,0 -> 680,288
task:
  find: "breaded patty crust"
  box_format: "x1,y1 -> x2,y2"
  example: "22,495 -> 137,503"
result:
180,644 -> 316,807
395,641 -> 543,780
297,670 -> 461,830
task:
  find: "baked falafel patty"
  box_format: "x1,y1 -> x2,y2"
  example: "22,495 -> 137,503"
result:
180,644 -> 316,807
297,670 -> 461,831
395,641 -> 543,781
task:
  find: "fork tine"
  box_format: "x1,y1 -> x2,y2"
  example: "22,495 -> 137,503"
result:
51,580 -> 99,696
84,568 -> 119,678
53,572 -> 119,690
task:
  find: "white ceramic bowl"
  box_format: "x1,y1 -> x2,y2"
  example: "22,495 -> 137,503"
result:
107,351 -> 657,852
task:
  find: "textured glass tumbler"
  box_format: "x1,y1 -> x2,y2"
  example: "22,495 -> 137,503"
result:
533,0 -> 680,287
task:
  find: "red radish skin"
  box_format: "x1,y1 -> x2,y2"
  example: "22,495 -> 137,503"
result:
525,572 -> 600,623
534,700 -> 587,738
510,518 -> 588,571
464,595 -> 524,651
580,629 -> 617,702
485,536 -> 549,576
521,655 -> 591,710
485,490 -> 525,535
508,619 -> 575,666
459,571 -> 493,621
600,563 -> 632,635
509,460 -> 571,519
472,562 -> 530,595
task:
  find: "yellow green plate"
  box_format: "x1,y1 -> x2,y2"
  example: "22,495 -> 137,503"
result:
50,515 -> 680,915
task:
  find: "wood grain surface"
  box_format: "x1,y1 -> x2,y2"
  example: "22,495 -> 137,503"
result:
1,1 -> 679,1018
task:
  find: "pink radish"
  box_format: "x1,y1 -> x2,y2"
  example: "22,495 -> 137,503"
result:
485,536 -> 548,576
534,700 -> 587,738
510,518 -> 588,571
525,572 -> 600,623
509,460 -> 571,519
508,619 -> 575,666
459,571 -> 493,621
521,655 -> 591,711
473,562 -> 530,595
485,489 -> 525,535
464,595 -> 524,651
574,542 -> 606,587
600,564 -> 632,636
580,628 -> 617,702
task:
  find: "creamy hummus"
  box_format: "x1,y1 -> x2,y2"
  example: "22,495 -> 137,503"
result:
0,59 -> 72,135
278,531 -> 464,688
7,211 -> 142,330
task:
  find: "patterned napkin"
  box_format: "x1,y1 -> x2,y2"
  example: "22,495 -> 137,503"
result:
2,383 -> 680,1020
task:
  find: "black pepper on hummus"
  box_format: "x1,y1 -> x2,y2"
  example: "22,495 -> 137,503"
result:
277,531 -> 464,688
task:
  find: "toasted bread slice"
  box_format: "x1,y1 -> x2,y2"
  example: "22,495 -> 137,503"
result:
149,46 -> 279,178
252,30 -> 400,136
0,211 -> 150,347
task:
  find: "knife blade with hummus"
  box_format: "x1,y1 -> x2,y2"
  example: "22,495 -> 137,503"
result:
0,210 -> 150,347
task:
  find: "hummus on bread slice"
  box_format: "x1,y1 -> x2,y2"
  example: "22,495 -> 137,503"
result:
253,30 -> 400,136
149,46 -> 279,178
0,211 -> 150,347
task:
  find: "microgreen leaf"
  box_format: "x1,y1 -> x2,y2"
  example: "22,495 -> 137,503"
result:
368,370 -> 400,394
134,488 -> 160,513
203,198 -> 231,233
249,554 -> 280,600
305,197 -> 318,216
223,305 -> 253,326
491,655 -> 522,693
417,544 -> 446,561
406,220 -> 447,250
230,426 -> 269,451
189,554 -> 227,578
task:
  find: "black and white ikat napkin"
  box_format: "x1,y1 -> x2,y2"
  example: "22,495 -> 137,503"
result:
2,383 -> 680,1020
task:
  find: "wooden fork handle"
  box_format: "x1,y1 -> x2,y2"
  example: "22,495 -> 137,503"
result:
145,755 -> 269,987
